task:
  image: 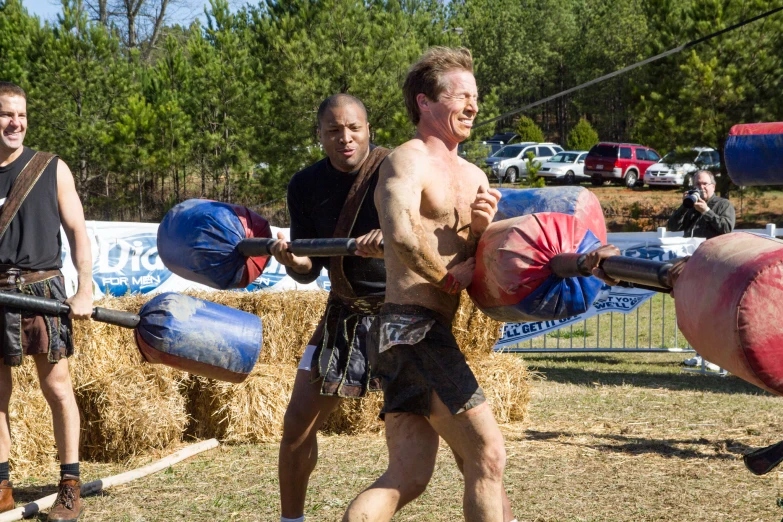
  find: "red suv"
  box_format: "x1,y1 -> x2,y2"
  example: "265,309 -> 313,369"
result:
584,143 -> 661,188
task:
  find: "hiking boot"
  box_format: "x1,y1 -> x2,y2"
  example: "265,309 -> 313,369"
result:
0,480 -> 13,512
47,475 -> 82,521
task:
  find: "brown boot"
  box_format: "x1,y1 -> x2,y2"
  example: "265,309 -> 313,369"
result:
47,475 -> 82,521
0,480 -> 13,512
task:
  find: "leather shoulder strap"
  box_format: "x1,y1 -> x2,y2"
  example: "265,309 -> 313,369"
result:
329,146 -> 391,299
0,151 -> 57,240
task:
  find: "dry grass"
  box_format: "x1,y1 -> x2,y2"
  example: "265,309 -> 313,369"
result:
12,353 -> 782,521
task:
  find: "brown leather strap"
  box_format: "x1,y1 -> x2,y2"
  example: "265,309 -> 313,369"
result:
329,147 -> 391,300
0,268 -> 60,290
0,151 -> 57,240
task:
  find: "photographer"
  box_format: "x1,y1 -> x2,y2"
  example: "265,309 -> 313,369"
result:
667,170 -> 735,239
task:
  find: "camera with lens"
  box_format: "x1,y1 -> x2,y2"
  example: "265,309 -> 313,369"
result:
683,188 -> 704,209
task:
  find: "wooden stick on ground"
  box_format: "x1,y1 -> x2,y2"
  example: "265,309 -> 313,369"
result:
0,438 -> 219,522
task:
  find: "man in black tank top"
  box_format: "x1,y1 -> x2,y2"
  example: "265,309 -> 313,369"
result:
0,82 -> 93,521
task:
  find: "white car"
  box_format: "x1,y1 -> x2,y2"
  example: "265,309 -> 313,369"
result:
489,142 -> 564,183
644,147 -> 720,188
538,151 -> 588,184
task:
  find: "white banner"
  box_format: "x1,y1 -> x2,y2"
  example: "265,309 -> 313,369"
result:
60,222 -> 329,298
493,233 -> 704,348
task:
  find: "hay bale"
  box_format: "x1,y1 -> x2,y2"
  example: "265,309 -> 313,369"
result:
8,360 -> 57,476
185,364 -> 296,443
186,290 -> 327,366
451,294 -> 504,362
70,297 -> 188,461
322,392 -> 384,435
472,353 -> 531,424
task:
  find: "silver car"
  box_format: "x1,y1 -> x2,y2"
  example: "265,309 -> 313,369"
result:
538,151 -> 588,184
644,147 -> 720,188
490,143 -> 564,183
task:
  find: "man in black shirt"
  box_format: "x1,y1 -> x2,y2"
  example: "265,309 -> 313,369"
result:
271,94 -> 389,522
0,82 -> 93,521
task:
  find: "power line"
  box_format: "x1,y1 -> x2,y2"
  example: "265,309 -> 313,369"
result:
474,5 -> 783,129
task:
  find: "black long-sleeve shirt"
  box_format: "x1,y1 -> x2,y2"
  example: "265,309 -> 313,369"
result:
667,195 -> 735,239
286,156 -> 385,297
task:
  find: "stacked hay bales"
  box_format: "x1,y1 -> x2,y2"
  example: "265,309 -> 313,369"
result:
12,290 -> 530,469
70,295 -> 188,462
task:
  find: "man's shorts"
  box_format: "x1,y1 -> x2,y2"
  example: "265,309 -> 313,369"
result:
298,344 -> 317,372
369,303 -> 486,419
0,273 -> 74,367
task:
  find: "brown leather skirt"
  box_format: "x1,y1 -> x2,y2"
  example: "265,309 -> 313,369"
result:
0,269 -> 74,366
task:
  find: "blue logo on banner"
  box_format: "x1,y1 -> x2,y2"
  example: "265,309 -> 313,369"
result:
94,234 -> 171,295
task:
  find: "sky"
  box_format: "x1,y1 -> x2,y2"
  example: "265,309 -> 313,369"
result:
18,0 -> 243,25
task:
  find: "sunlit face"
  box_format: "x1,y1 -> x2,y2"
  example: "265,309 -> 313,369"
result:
318,103 -> 371,173
0,95 -> 27,155
694,172 -> 715,200
418,69 -> 478,144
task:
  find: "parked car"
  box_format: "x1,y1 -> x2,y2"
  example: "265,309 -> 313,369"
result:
538,151 -> 588,184
644,147 -> 720,188
479,132 -> 520,157
584,142 -> 661,188
488,142 -> 564,183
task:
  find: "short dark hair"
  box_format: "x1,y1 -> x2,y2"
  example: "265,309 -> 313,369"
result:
317,94 -> 367,128
403,47 -> 474,125
0,82 -> 26,99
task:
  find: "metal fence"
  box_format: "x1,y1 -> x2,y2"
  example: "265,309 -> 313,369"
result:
496,293 -> 694,354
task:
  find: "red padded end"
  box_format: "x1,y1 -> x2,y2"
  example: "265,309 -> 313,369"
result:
229,204 -> 273,287
729,122 -> 783,136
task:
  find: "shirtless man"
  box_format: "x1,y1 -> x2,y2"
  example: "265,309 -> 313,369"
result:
342,47 -> 618,522
341,46 -> 505,522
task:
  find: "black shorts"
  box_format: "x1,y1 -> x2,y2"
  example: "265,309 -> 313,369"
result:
370,303 -> 485,419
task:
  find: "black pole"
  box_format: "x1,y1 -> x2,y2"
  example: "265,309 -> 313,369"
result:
0,292 -> 140,329
237,238 -> 366,257
549,253 -> 675,291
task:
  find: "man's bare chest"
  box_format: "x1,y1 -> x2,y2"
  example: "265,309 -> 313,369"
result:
420,176 -> 476,230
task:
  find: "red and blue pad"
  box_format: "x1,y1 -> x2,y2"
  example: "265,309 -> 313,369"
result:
135,293 -> 263,383
157,199 -> 272,289
674,233 -> 783,396
469,211 -> 605,323
725,123 -> 783,186
495,186 -> 607,244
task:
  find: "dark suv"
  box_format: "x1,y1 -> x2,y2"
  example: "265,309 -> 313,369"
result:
584,143 -> 661,188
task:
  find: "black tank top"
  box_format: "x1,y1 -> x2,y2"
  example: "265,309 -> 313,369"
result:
0,147 -> 62,270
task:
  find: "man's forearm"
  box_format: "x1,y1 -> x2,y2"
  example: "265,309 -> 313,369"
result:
388,225 -> 449,286
71,236 -> 93,297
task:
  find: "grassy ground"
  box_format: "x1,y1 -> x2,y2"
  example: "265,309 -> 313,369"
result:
12,353 -> 782,521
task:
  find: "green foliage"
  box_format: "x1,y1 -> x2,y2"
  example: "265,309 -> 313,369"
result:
515,116 -> 545,143
5,0 -> 783,219
524,151 -> 545,188
566,118 -> 599,151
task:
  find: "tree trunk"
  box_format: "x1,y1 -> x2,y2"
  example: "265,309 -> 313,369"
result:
137,170 -> 144,221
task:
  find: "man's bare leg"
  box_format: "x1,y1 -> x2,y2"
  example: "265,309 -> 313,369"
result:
279,370 -> 341,519
34,355 -> 79,465
428,394 -> 505,522
0,364 -> 12,464
343,412 -> 438,522
451,448 -> 515,521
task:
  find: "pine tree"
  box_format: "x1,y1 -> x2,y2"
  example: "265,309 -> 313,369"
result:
566,118 -> 599,151
516,116 -> 545,143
